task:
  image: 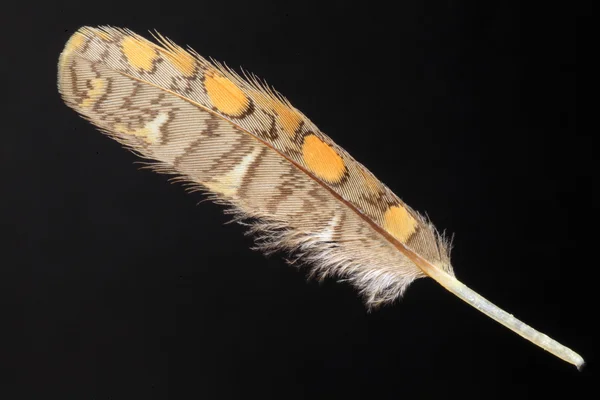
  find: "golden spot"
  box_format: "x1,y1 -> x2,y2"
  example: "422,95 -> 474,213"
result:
59,32 -> 86,70
383,205 -> 418,243
252,91 -> 302,136
64,32 -> 86,53
204,71 -> 250,117
81,78 -> 106,109
274,102 -> 303,136
358,167 -> 381,196
121,36 -> 158,72
302,134 -> 346,183
162,47 -> 197,77
113,112 -> 168,144
94,29 -> 112,41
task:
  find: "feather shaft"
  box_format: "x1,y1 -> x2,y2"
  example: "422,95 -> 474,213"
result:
366,217 -> 585,368
418,257 -> 584,369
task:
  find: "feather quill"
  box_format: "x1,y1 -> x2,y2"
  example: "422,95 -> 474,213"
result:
57,26 -> 583,369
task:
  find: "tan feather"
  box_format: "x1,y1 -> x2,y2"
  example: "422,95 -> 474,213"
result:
57,26 -> 583,369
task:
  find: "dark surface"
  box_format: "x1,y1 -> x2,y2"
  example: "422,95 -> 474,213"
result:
2,1 -> 592,398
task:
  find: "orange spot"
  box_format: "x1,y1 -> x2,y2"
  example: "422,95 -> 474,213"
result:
302,134 -> 346,183
162,47 -> 197,77
204,71 -> 250,116
64,32 -> 86,54
121,36 -> 157,72
59,32 -> 87,70
94,29 -> 112,41
358,167 -> 381,195
383,205 -> 418,243
276,103 -> 302,135
253,91 -> 302,136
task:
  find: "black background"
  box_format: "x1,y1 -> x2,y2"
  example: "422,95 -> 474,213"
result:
2,1 -> 593,399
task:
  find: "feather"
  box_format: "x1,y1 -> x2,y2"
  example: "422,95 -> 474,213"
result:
57,26 -> 583,369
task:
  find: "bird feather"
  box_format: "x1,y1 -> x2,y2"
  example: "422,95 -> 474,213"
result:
57,26 -> 583,369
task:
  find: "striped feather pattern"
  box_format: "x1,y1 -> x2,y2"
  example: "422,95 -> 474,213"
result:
58,26 -> 451,305
57,26 -> 583,368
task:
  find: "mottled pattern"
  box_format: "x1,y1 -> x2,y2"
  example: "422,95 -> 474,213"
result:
58,26 -> 453,305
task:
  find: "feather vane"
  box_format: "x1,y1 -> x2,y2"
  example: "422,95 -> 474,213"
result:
58,26 -> 583,369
